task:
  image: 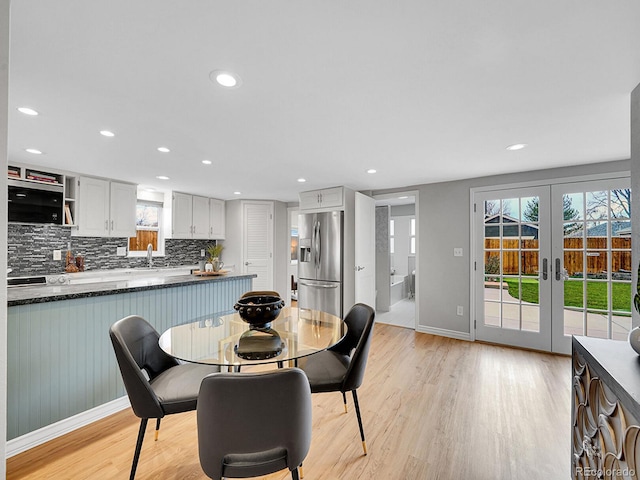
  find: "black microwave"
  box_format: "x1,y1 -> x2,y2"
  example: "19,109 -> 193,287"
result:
8,179 -> 64,225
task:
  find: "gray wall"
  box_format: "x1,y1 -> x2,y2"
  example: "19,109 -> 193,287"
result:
375,206 -> 390,312
632,83 -> 640,328
7,223 -> 215,276
375,159 -> 631,335
1,0 -> 9,470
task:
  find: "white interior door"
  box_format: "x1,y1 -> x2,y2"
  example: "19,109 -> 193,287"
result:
474,186 -> 552,351
355,192 -> 376,307
551,178 -> 632,354
242,201 -> 273,291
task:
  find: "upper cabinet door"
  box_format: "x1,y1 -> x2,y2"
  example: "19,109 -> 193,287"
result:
109,182 -> 137,237
192,195 -> 210,239
317,187 -> 344,209
299,187 -> 344,211
76,176 -> 110,236
172,192 -> 193,238
209,198 -> 226,239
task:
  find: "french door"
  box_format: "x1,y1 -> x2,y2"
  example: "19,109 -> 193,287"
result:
474,177 -> 631,354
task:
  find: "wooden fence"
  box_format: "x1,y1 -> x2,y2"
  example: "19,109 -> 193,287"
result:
128,230 -> 158,252
485,238 -> 631,276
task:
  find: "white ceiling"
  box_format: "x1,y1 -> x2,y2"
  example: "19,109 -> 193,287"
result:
7,1 -> 640,203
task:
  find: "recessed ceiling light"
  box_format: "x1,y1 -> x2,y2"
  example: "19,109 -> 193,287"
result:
210,70 -> 242,88
100,130 -> 115,137
367,169 -> 377,174
506,143 -> 527,151
233,191 -> 242,195
297,178 -> 306,183
157,147 -> 170,153
156,175 -> 170,180
17,107 -> 38,116
202,160 -> 212,165
25,148 -> 42,154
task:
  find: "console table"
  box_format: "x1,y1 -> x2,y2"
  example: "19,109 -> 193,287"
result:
572,336 -> 640,479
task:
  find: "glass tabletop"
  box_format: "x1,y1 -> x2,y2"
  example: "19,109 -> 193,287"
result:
158,306 -> 345,367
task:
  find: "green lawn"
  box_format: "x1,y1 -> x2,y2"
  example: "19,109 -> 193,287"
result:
502,277 -> 631,312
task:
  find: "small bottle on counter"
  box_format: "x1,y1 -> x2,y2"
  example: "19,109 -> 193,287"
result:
65,242 -> 79,273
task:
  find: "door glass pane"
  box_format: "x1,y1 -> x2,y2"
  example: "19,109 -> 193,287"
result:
586,191 -> 608,220
564,280 -> 584,309
610,189 -> 631,219
586,313 -> 608,338
564,192 -> 584,220
481,195 -> 540,332
521,305 -> 540,333
586,280 -> 608,312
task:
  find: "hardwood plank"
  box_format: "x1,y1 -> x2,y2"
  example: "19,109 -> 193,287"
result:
7,324 -> 571,479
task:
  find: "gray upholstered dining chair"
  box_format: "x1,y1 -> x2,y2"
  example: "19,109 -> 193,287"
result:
197,368 -> 312,480
297,303 -> 376,456
109,315 -> 219,480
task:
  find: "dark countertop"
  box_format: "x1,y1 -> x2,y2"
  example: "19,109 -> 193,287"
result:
7,272 -> 257,307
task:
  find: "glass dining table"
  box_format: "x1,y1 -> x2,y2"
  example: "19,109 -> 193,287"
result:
158,306 -> 345,370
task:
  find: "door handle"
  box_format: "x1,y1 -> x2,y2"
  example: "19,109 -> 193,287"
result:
299,281 -> 338,288
355,266 -> 365,271
555,258 -> 561,281
245,261 -> 251,266
542,258 -> 548,280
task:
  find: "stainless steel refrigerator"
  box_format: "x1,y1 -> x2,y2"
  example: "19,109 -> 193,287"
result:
297,210 -> 343,318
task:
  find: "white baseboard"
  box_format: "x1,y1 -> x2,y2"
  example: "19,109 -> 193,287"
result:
6,396 -> 131,458
416,325 -> 471,342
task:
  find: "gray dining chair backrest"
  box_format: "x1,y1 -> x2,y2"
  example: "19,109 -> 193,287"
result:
330,303 -> 376,392
197,368 -> 312,480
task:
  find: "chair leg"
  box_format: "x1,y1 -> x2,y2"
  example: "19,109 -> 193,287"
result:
130,418 -> 148,480
299,463 -> 304,479
154,418 -> 161,441
342,391 -> 348,413
351,390 -> 367,455
291,466 -> 300,480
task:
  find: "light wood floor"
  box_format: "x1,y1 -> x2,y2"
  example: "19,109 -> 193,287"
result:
7,324 -> 571,480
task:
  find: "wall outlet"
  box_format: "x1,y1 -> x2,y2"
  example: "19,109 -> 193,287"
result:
456,306 -> 464,316
116,246 -> 127,256
454,248 -> 463,257
53,250 -> 62,261
201,249 -> 205,257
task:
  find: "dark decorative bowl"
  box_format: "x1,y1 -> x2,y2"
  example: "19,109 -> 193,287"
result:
234,295 -> 285,327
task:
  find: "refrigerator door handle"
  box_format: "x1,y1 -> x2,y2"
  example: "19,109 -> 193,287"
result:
299,281 -> 339,289
316,222 -> 322,269
313,220 -> 320,269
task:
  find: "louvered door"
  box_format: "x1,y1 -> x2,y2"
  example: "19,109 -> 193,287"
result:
242,201 -> 274,291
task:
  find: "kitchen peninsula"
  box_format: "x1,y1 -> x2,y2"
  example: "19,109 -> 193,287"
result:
7,271 -> 255,454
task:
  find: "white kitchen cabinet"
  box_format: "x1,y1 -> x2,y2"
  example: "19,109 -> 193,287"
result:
192,195 -> 210,239
299,186 -> 344,210
209,198 -> 226,239
109,182 -> 137,237
171,192 -> 217,239
75,177 -> 136,237
172,192 -> 194,238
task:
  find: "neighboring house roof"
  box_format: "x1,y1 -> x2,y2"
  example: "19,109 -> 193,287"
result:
568,221 -> 631,237
484,214 -> 540,239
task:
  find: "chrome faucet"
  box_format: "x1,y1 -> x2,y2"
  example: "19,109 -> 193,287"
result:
147,243 -> 153,268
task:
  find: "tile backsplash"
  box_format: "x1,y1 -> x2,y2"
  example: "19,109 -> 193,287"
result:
8,224 -> 214,277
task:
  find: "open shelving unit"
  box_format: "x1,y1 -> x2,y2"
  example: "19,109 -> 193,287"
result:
8,163 -> 77,227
